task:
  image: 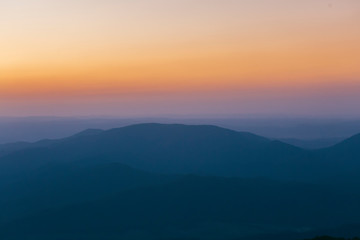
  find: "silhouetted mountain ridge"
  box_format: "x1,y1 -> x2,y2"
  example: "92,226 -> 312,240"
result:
331,133 -> 360,150
1,123 -> 360,181
0,123 -> 307,180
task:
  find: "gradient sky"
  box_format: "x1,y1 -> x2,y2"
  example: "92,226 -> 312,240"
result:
1,0 -> 360,117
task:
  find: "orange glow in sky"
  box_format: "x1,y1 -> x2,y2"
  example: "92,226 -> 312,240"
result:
1,0 -> 360,116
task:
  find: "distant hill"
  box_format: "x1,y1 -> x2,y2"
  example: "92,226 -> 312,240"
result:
1,117 -> 360,143
0,123 -> 308,180
0,123 -> 360,181
0,128 -> 103,157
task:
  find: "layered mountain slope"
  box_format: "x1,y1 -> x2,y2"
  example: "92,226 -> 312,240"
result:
1,123 -> 360,181
0,123 -> 307,180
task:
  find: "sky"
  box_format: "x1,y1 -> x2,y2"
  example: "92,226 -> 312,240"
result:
1,0 -> 360,117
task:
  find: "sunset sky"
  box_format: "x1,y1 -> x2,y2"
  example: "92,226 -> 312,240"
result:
1,0 -> 360,117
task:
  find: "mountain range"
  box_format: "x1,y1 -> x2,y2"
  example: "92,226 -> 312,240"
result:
0,123 -> 360,239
